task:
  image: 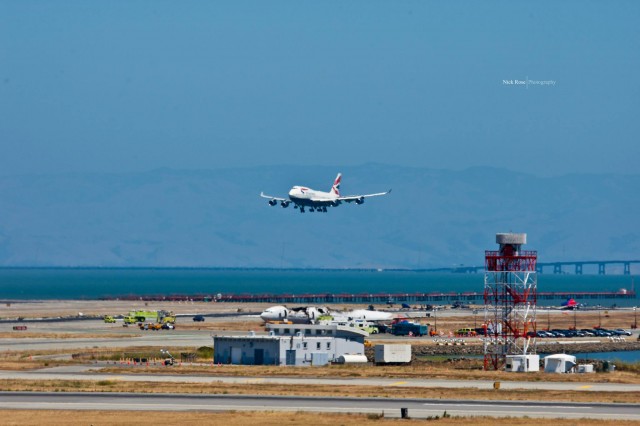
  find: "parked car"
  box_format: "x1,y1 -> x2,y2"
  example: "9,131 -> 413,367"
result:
193,315 -> 205,322
613,328 -> 632,336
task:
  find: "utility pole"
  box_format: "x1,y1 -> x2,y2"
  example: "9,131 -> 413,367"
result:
433,307 -> 438,334
547,307 -> 550,330
598,308 -> 602,328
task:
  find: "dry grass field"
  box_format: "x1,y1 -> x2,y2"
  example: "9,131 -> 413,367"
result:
3,410 -> 640,426
91,358 -> 640,384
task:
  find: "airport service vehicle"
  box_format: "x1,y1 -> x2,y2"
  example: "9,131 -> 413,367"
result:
103,315 -> 116,323
139,323 -> 163,331
124,310 -> 175,325
160,349 -> 175,366
392,322 -> 428,337
320,319 -> 378,334
260,173 -> 391,213
374,344 -> 412,365
193,315 -> 205,322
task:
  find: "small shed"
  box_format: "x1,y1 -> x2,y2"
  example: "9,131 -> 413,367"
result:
375,344 -> 412,365
505,354 -> 539,372
577,364 -> 595,373
544,354 -> 576,373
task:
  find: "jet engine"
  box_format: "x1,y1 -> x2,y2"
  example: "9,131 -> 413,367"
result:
355,197 -> 365,205
281,201 -> 290,208
268,199 -> 277,206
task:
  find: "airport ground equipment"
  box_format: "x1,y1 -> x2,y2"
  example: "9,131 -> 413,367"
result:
160,349 -> 175,366
103,315 -> 116,323
484,233 -> 538,371
139,323 -> 163,331
374,344 -> 411,365
334,354 -> 368,364
391,322 -> 428,336
124,310 -> 175,324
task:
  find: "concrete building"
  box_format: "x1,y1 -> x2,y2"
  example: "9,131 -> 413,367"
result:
213,323 -> 367,366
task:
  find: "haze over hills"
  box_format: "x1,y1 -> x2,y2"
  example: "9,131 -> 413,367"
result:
0,164 -> 638,269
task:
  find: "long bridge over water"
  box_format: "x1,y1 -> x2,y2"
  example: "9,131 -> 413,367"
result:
109,289 -> 637,305
423,260 -> 640,275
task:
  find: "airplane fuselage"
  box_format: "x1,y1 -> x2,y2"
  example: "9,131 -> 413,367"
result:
288,186 -> 338,207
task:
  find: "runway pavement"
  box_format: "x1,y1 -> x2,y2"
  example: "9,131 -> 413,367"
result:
0,392 -> 638,420
2,363 -> 640,393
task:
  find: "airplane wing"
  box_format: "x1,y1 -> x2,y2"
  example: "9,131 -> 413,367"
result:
260,192 -> 288,202
338,189 -> 392,203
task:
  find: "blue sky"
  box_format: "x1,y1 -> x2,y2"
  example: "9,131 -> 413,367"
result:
1,1 -> 639,177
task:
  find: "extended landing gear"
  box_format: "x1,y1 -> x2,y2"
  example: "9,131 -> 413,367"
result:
297,206 -> 327,213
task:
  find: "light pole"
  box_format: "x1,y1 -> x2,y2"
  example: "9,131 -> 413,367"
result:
598,308 -> 602,328
634,307 -> 637,329
547,307 -> 550,330
473,309 -> 478,328
573,308 -> 577,330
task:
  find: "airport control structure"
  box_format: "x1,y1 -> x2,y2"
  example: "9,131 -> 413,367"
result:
483,233 -> 538,370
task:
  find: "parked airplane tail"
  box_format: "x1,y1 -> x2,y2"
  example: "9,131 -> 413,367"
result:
331,173 -> 342,196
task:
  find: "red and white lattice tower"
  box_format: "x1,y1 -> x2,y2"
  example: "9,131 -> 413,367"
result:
483,233 -> 537,370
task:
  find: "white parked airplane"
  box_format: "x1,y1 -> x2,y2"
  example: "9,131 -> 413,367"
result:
260,173 -> 391,213
260,305 -> 393,324
260,305 -> 331,324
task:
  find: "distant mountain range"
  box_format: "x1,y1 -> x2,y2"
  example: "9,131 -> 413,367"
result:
0,164 -> 638,269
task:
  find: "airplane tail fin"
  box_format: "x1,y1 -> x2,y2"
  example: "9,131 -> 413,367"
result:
330,173 -> 341,196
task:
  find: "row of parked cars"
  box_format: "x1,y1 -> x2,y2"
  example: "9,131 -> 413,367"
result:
531,328 -> 632,338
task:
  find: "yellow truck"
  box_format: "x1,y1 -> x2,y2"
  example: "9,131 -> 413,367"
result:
124,310 -> 176,325
103,315 -> 116,323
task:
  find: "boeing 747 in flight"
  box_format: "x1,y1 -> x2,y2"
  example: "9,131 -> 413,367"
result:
260,173 -> 391,213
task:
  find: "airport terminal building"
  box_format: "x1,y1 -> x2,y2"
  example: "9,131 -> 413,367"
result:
213,323 -> 367,366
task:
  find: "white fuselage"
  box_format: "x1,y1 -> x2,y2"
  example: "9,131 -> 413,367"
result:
260,305 -> 330,324
260,305 -> 393,324
288,186 -> 337,205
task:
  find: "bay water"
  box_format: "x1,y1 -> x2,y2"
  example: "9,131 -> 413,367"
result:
0,268 -> 637,307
